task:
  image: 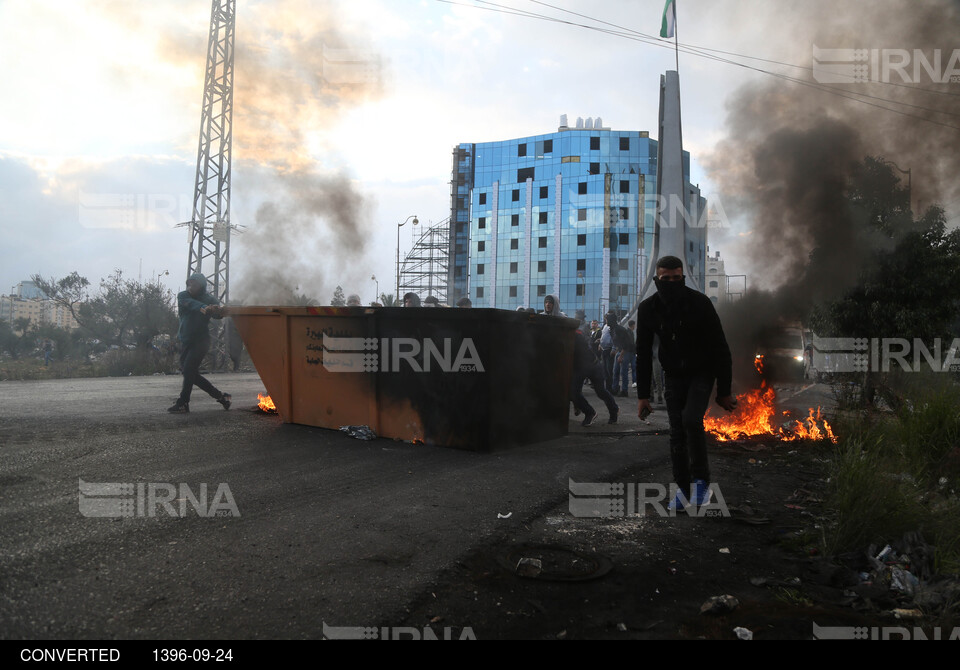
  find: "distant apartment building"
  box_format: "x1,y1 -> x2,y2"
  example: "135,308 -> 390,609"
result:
0,280 -> 81,332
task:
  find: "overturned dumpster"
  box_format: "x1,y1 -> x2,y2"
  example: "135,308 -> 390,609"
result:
227,306 -> 578,450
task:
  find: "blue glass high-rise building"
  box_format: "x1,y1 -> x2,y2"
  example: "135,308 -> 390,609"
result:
448,119 -> 706,317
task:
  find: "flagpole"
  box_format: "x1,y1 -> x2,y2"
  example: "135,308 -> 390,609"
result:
674,0 -> 679,71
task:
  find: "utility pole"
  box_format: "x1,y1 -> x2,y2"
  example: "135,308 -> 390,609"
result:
185,0 -> 236,365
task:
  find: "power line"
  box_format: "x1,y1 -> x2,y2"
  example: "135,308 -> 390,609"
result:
530,0 -> 960,99
434,0 -> 960,131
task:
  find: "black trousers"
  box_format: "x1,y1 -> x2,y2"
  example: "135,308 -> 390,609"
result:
664,374 -> 715,491
572,362 -> 619,417
178,340 -> 221,405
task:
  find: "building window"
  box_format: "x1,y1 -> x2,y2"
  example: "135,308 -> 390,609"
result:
619,207 -> 629,220
479,192 -> 487,205
562,156 -> 580,163
478,217 -> 486,229
454,267 -> 464,278
538,260 -> 547,273
457,222 -> 466,232
478,241 -> 485,252
511,239 -> 519,250
619,258 -> 629,271
509,286 -> 518,298
512,189 -> 520,202
689,242 -> 694,252
577,234 -> 587,246
455,244 -> 464,254
543,139 -> 553,153
509,262 -> 518,273
619,284 -> 629,296
589,162 -> 600,175
517,167 -> 535,182
537,285 -> 546,297
619,233 -> 629,245
590,136 -> 600,150
576,284 -> 585,296
518,143 -> 527,157
578,182 -> 587,195
511,214 -> 519,226
620,137 -> 630,151
539,212 -> 548,224
457,197 -> 465,208
539,186 -> 548,199
709,281 -> 719,288
578,209 -> 587,221
577,258 -> 586,271
620,180 -> 630,194
477,287 -> 484,298
477,264 -> 484,275
538,237 -> 547,249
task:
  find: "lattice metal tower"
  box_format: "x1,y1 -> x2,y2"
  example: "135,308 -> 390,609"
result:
186,0 -> 236,307
399,220 -> 451,304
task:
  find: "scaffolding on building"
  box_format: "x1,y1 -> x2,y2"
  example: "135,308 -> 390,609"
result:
399,219 -> 450,304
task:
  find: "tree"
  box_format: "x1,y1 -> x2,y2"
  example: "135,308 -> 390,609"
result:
31,272 -> 90,327
379,293 -> 397,307
808,159 -> 960,405
0,320 -> 17,358
32,270 -> 178,351
8,317 -> 35,359
330,285 -> 346,306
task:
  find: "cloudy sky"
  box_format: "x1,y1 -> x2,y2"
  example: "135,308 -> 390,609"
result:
1,0 -> 957,304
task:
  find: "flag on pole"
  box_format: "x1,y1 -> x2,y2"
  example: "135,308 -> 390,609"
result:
660,0 -> 676,38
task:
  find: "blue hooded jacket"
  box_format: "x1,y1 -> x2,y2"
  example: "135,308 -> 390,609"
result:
177,273 -> 221,347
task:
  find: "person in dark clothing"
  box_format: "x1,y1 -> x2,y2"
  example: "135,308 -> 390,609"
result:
571,323 -> 619,427
636,256 -> 736,509
168,273 -> 231,413
608,312 -> 635,397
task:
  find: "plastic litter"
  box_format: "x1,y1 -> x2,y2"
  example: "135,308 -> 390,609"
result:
339,425 -> 377,441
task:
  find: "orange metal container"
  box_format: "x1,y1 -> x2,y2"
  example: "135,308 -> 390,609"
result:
227,306 -> 578,450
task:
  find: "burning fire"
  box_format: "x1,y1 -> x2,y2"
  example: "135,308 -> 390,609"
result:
257,393 -> 277,413
704,381 -> 837,443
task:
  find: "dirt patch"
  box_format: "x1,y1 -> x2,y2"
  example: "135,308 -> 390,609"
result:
393,436 -> 892,640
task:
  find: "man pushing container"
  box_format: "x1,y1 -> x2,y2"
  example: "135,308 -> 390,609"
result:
167,272 -> 232,414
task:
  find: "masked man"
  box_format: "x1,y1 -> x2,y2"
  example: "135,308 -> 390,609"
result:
636,256 -> 736,509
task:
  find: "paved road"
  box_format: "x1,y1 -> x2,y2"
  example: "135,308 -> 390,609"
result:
0,374 -> 672,640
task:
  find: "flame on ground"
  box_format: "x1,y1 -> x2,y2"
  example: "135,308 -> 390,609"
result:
704,381 -> 837,443
257,393 -> 277,413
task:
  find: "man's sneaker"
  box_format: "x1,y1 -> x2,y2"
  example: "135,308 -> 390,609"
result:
582,410 -> 597,427
631,382 -> 637,388
168,401 -> 189,414
608,408 -> 619,424
218,393 -> 232,410
692,479 -> 713,506
668,488 -> 689,512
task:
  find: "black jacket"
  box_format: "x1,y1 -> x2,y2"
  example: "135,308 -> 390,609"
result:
635,287 -> 733,399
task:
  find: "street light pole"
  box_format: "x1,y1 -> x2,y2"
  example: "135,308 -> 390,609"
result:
371,275 -> 378,304
396,215 -> 419,299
